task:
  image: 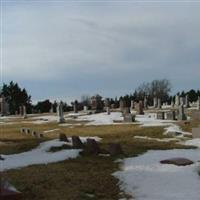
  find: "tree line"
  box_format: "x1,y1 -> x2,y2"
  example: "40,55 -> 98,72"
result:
1,80 -> 199,114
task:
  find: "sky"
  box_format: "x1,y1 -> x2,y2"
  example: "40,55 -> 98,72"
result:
1,0 -> 200,103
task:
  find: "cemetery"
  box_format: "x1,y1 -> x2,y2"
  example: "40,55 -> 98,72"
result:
0,89 -> 200,200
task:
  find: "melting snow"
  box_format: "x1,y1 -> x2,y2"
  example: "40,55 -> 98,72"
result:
0,136 -> 101,171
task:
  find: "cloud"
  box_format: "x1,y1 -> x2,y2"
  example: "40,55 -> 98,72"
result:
2,2 -> 200,101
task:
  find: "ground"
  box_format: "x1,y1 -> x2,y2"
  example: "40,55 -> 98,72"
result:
0,112 -> 199,200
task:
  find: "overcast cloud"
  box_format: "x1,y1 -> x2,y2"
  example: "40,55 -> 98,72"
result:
1,1 -> 200,102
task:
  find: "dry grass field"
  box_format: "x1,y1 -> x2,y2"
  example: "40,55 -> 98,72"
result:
0,116 -> 197,200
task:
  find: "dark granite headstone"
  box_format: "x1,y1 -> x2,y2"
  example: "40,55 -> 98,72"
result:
72,136 -> 84,149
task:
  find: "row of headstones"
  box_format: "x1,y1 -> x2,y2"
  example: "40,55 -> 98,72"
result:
20,128 -> 44,138
156,105 -> 187,121
59,134 -> 123,156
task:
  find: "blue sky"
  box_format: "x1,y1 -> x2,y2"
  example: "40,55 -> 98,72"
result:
1,0 -> 200,103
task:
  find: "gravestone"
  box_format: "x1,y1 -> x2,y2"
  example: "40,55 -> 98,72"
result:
83,106 -> 88,112
73,100 -> 78,113
185,95 -> 189,108
157,98 -> 161,109
175,95 -> 180,106
192,128 -> 200,138
135,101 -> 144,115
153,97 -> 158,108
85,139 -> 100,155
20,128 -> 26,134
23,105 -> 27,119
166,111 -> 176,120
72,136 -> 84,149
59,133 -> 69,142
124,114 -> 135,122
180,97 -> 185,106
156,112 -> 165,120
144,96 -> 148,109
171,100 -> 175,108
57,102 -> 65,123
178,105 -> 187,120
119,100 -> 126,112
26,128 -> 31,134
130,100 -> 134,110
32,131 -> 37,137
107,107 -> 110,115
50,105 -> 54,113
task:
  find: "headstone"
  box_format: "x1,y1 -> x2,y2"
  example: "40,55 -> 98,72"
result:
50,105 -> 54,113
180,97 -> 185,106
123,107 -> 130,116
144,96 -> 148,109
178,105 -> 187,120
153,97 -> 158,108
185,95 -> 189,108
57,102 -> 65,123
157,98 -> 161,109
192,128 -> 200,138
85,139 -> 100,155
135,101 -> 144,115
37,133 -> 44,138
124,113 -> 135,122
166,111 -> 176,120
26,128 -> 31,134
72,136 -> 84,149
108,143 -> 123,156
175,95 -> 180,106
59,133 -> 69,142
20,128 -> 26,134
130,100 -> 134,110
83,106 -> 88,112
32,131 -> 37,137
23,105 -> 27,119
156,112 -> 165,120
107,107 -> 110,115
171,100 -> 175,108
119,100 -> 126,112
73,100 -> 78,113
